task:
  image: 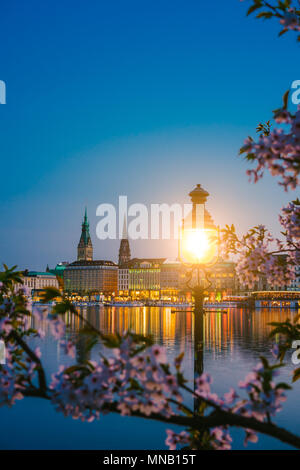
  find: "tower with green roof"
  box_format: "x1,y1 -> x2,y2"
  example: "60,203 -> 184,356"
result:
77,208 -> 93,261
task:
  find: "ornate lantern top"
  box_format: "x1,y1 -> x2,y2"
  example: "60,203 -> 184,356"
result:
188,184 -> 209,204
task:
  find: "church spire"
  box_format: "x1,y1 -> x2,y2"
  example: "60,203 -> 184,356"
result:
118,216 -> 131,266
77,207 -> 93,261
121,215 -> 128,240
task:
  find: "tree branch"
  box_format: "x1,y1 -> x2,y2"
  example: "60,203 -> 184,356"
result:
8,330 -> 48,395
20,387 -> 300,449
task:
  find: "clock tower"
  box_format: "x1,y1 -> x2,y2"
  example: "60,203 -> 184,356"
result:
77,208 -> 93,261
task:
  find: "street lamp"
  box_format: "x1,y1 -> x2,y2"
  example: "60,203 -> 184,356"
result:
179,184 -> 220,313
178,184 -> 220,381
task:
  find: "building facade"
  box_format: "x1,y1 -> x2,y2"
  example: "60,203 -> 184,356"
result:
22,271 -> 59,292
206,261 -> 237,301
290,264 -> 300,291
64,260 -> 118,296
160,259 -> 184,301
118,268 -> 129,294
118,258 -> 165,300
117,257 -> 237,301
160,260 -> 237,302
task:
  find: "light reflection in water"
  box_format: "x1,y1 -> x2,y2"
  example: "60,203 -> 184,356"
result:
29,306 -> 300,387
1,306 -> 299,450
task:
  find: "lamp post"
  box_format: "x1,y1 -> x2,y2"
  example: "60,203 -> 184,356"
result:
179,184 -> 219,311
179,184 -> 220,380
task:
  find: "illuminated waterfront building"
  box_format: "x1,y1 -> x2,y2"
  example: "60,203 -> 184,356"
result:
118,259 -> 181,300
64,260 -> 118,296
206,260 -> 237,301
22,271 -> 59,293
252,291 -> 300,308
166,260 -> 237,302
118,268 -> 129,295
160,259 -> 185,301
117,257 -> 236,301
290,264 -> 300,291
118,258 -> 165,300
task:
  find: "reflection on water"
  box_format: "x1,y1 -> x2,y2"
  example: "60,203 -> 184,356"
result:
0,307 -> 299,450
69,306 -> 193,344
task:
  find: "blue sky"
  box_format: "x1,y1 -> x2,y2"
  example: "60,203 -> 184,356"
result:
0,0 -> 299,269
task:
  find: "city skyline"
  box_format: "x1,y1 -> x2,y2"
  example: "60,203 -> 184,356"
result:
0,0 -> 298,270
4,177 -> 293,271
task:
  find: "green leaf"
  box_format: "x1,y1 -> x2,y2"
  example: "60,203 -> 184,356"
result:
282,90 -> 289,110
259,355 -> 269,369
84,337 -> 98,354
101,333 -> 122,348
278,28 -> 288,37
256,11 -> 273,19
64,364 -> 89,375
245,152 -> 256,161
292,368 -> 300,383
247,3 -> 262,16
275,382 -> 291,390
175,352 -> 185,370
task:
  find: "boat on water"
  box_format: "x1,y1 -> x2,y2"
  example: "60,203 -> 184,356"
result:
147,302 -> 192,308
73,301 -> 103,307
32,301 -> 56,307
109,301 -> 145,307
204,302 -> 241,308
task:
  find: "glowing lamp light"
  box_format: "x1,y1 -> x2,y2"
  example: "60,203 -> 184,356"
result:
180,228 -> 218,265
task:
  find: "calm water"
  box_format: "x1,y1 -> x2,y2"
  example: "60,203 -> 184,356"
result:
0,306 -> 299,450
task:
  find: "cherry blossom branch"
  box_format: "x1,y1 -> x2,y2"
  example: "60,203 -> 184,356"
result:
15,386 -> 300,449
245,0 -> 300,39
8,330 -> 48,396
168,398 -> 194,416
102,403 -> 300,449
180,382 -> 224,412
268,248 -> 298,255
